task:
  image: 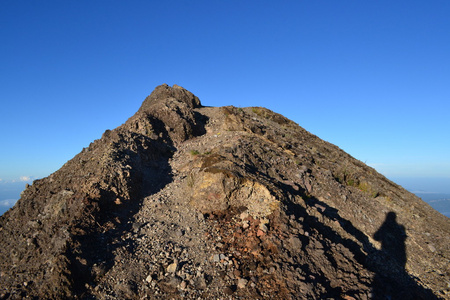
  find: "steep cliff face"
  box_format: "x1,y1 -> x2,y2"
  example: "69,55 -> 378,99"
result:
0,84 -> 449,299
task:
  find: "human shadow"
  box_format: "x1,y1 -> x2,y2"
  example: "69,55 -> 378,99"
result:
370,212 -> 439,300
266,175 -> 440,299
374,212 -> 407,269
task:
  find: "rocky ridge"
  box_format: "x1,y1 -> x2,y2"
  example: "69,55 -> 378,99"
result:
0,84 -> 449,299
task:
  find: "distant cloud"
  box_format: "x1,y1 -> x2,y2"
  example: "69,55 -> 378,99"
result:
1,176 -> 35,183
0,199 -> 17,207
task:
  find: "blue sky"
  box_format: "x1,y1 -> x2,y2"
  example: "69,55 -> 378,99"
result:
1,1 -> 449,193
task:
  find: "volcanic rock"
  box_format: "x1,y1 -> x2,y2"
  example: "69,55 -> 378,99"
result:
0,84 -> 449,299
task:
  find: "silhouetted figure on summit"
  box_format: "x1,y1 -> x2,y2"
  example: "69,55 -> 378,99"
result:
374,211 -> 407,268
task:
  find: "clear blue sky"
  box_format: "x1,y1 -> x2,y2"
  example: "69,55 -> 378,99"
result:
1,1 -> 449,188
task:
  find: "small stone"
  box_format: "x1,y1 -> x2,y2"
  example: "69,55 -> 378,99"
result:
132,222 -> 142,232
428,244 -> 436,253
242,220 -> 250,229
257,229 -> 265,237
212,254 -> 220,262
317,204 -> 326,212
179,281 -> 187,290
237,278 -> 248,289
233,269 -> 241,278
169,276 -> 182,287
240,211 -> 249,220
145,275 -> 153,283
289,236 -> 302,249
193,276 -> 207,290
167,260 -> 178,273
224,285 -> 236,295
259,223 -> 268,232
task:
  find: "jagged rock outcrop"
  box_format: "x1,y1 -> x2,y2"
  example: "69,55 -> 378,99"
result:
0,84 -> 449,299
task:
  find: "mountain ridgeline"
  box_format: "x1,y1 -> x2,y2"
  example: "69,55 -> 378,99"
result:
0,84 -> 449,299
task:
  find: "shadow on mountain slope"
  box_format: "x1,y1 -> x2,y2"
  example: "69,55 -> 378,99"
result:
278,181 -> 440,299
66,113 -> 209,298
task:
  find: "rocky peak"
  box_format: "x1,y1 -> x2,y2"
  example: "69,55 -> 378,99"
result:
138,84 -> 201,113
0,85 -> 449,299
127,84 -> 204,144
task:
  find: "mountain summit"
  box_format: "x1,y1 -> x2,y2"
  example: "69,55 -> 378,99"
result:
1,84 -> 449,299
